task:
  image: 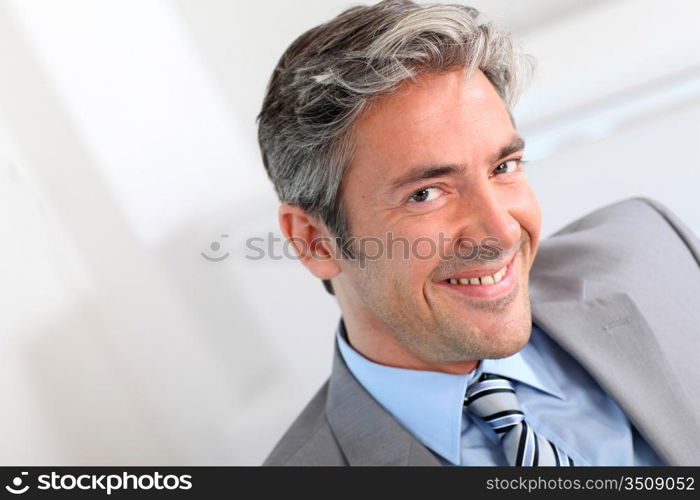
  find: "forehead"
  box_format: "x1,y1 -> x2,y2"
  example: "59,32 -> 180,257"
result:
347,68 -> 515,177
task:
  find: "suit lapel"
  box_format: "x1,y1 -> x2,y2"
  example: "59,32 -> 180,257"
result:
325,342 -> 442,466
532,291 -> 700,465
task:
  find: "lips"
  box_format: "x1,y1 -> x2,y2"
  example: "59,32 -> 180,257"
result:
444,264 -> 508,285
438,251 -> 519,299
441,252 -> 517,285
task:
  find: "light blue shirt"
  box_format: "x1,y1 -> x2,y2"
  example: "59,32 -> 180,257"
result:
336,319 -> 666,466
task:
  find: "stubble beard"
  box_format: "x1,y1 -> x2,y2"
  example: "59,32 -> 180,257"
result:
353,259 -> 533,367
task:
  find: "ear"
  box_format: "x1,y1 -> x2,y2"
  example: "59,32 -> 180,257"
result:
278,203 -> 341,280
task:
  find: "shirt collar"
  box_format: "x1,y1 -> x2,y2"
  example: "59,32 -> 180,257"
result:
481,324 -> 567,401
335,318 -> 565,465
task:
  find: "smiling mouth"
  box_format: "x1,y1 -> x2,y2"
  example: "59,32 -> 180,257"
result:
440,252 -> 516,286
442,263 -> 508,286
436,250 -> 519,303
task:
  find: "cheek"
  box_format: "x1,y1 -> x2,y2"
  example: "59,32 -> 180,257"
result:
393,228 -> 447,283
512,184 -> 541,262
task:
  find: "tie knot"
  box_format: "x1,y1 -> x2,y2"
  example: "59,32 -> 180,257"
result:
464,373 -> 523,425
464,373 -> 575,466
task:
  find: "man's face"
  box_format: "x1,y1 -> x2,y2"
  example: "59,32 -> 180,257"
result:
335,68 -> 542,371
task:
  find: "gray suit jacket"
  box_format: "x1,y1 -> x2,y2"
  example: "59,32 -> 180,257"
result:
264,197 -> 700,466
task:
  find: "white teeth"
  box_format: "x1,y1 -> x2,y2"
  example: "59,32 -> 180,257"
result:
447,265 -> 507,286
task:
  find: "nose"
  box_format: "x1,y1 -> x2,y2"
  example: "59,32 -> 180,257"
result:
453,180 -> 521,262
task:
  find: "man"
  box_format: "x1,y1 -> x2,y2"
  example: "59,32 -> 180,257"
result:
256,0 -> 700,466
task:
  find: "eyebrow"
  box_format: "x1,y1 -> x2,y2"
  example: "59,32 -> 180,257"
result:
388,135 -> 526,191
494,136 -> 526,163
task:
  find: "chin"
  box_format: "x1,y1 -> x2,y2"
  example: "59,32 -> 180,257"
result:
486,320 -> 532,359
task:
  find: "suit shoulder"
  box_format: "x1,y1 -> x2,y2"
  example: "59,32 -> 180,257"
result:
263,380 -> 346,466
549,197 -> 671,237
532,196 -> 699,300
544,196 -> 698,256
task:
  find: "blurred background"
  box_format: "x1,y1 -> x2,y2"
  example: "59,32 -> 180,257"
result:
1,0 -> 698,465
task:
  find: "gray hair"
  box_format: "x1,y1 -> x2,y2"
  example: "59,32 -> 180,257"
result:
256,0 -> 534,294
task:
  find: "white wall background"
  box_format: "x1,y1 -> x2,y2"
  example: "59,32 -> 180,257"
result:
0,0 -> 698,465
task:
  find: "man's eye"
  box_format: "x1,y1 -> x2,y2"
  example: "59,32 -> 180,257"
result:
493,159 -> 520,176
409,186 -> 441,203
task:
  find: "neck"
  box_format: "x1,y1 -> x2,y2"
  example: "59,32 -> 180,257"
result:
338,310 -> 479,375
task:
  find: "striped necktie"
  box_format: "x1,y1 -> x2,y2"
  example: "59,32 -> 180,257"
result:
464,373 -> 575,466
